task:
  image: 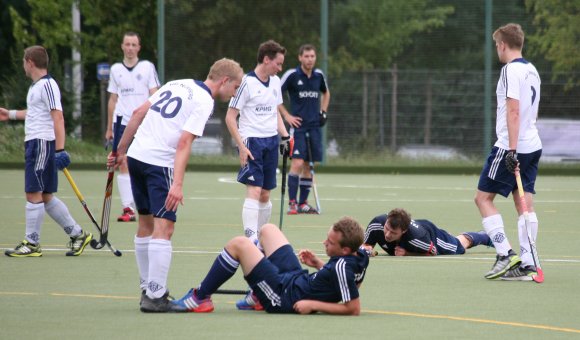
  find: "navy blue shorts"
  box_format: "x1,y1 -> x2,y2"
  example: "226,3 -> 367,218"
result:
237,136 -> 278,190
24,139 -> 57,194
431,224 -> 466,255
112,116 -> 125,150
478,147 -> 542,198
127,156 -> 176,222
291,128 -> 322,162
245,244 -> 305,313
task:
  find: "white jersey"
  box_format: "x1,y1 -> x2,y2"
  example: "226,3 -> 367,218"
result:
494,58 -> 542,153
108,60 -> 160,126
229,71 -> 283,139
127,79 -> 214,167
24,75 -> 63,142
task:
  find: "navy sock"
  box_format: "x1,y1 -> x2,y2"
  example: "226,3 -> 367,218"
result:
465,231 -> 494,248
197,249 -> 239,299
299,177 -> 312,204
288,174 -> 299,202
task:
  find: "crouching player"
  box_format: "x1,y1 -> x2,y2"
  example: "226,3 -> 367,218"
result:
363,208 -> 493,256
174,217 -> 369,315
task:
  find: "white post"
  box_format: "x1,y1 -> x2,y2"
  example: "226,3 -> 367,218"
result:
72,0 -> 82,138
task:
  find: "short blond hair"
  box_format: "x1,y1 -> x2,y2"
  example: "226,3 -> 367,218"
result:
207,58 -> 243,82
332,216 -> 364,252
493,23 -> 524,50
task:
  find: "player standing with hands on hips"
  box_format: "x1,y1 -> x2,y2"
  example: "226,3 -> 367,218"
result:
279,44 -> 330,214
1,46 -> 92,257
111,58 -> 243,312
225,40 -> 291,245
107,32 -> 159,222
474,23 -> 542,281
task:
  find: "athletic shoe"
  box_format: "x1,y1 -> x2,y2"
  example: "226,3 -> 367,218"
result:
117,207 -> 136,222
236,291 -> 264,311
298,202 -> 318,214
500,265 -> 537,281
287,200 -> 298,215
140,291 -> 188,313
484,250 -> 521,279
172,288 -> 214,313
66,231 -> 93,256
5,240 -> 42,257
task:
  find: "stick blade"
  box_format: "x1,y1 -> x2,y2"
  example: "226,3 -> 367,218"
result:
532,268 -> 544,283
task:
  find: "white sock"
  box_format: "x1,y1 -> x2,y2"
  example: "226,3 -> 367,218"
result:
518,213 -> 539,268
257,200 -> 272,233
117,173 -> 134,209
25,202 -> 45,244
242,198 -> 260,244
135,235 -> 152,291
146,239 -> 172,299
45,196 -> 82,237
482,214 -> 512,256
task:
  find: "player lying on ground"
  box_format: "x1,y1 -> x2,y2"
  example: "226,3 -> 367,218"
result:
362,208 -> 493,256
172,217 -> 369,315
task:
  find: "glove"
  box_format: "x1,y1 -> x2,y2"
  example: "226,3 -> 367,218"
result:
319,110 -> 327,127
55,149 -> 71,170
505,149 -> 518,173
279,135 -> 292,157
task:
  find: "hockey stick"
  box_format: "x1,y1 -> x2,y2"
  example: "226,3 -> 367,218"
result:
62,168 -> 122,256
305,132 -> 321,214
92,116 -> 121,249
279,151 -> 288,229
214,289 -> 250,295
514,168 -> 544,283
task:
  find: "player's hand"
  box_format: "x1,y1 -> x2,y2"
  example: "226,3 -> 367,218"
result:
293,300 -> 316,314
165,184 -> 183,212
505,150 -> 518,173
362,245 -> 377,257
279,135 -> 292,157
55,149 -> 71,170
298,249 -> 323,268
284,114 -> 302,128
394,246 -> 407,256
319,111 -> 327,127
238,145 -> 254,167
0,108 -> 9,121
105,129 -> 113,142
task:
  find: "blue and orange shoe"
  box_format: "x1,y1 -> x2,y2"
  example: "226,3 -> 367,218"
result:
173,288 -> 214,313
236,291 -> 264,311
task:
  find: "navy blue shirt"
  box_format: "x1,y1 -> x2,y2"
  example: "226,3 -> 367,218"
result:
280,66 -> 328,130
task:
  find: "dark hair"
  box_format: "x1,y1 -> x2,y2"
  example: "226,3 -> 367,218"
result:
24,46 -> 49,69
298,44 -> 316,56
386,208 -> 411,232
257,40 -> 286,64
493,23 -> 524,50
332,216 -> 363,252
123,31 -> 141,45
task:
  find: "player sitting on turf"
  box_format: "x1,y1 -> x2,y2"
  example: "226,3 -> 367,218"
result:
173,217 -> 369,315
363,208 -> 493,256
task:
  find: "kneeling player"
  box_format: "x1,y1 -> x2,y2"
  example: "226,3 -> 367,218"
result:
174,217 -> 369,315
363,208 -> 493,256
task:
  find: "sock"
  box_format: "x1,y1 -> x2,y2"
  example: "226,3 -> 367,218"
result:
44,196 -> 82,237
257,201 -> 272,232
288,173 -> 299,202
25,201 -> 45,244
134,235 -> 152,291
146,239 -> 172,299
463,231 -> 493,248
197,248 -> 240,299
242,198 -> 260,243
518,213 -> 539,268
117,173 -> 134,209
299,177 -> 312,204
482,214 -> 512,256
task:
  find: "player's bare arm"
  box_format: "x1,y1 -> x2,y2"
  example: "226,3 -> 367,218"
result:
279,104 -> 301,128
225,107 -> 254,166
321,89 -> 330,113
50,109 -> 66,150
506,97 -> 520,150
113,100 -> 151,168
276,104 -> 290,137
106,93 -> 118,140
165,131 -> 196,212
293,297 -> 361,316
0,108 -> 25,121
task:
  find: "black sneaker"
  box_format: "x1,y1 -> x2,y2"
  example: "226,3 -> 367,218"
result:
484,250 -> 521,280
298,202 -> 318,214
140,291 -> 187,313
500,265 -> 537,281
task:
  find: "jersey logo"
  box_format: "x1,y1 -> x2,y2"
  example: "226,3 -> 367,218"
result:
293,149 -> 300,155
297,80 -> 303,86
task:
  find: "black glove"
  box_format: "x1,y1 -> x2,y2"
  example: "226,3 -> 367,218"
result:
279,135 -> 291,157
319,110 -> 327,127
505,149 -> 518,173
55,149 -> 71,170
